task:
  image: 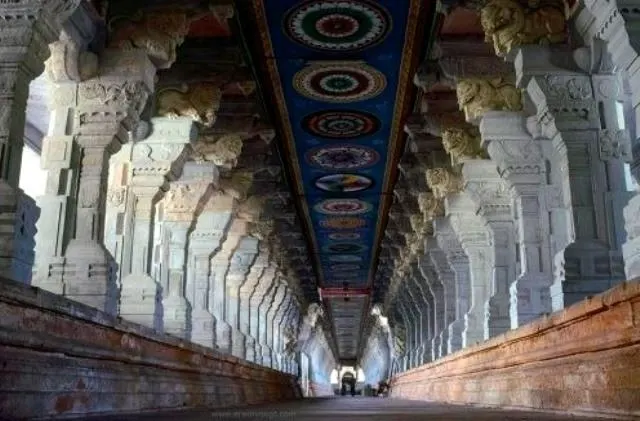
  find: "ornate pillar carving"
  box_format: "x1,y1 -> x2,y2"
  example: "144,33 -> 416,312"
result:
481,111 -> 554,326
445,192 -> 493,346
187,195 -> 234,348
516,46 -> 630,309
160,162 -> 218,338
239,244 -> 270,362
250,264 -> 276,364
433,217 -> 470,354
462,161 -> 515,337
575,1 -> 640,281
0,0 -> 81,283
116,117 -> 196,330
409,262 -> 435,363
227,235 -> 260,359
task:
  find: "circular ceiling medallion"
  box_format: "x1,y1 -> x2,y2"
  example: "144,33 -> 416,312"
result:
314,173 -> 374,193
284,0 -> 391,52
320,217 -> 366,229
328,255 -> 363,263
324,243 -> 366,253
330,264 -> 361,271
293,62 -> 386,103
306,145 -> 379,170
314,198 -> 372,215
302,109 -> 381,139
328,232 -> 362,241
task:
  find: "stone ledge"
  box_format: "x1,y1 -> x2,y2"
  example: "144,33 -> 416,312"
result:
0,278 -> 301,418
391,280 -> 640,418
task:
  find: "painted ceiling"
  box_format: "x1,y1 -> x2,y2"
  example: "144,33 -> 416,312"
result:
246,0 -> 431,361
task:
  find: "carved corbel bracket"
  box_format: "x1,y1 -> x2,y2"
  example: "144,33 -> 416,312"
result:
456,77 -> 523,123
426,167 -> 464,199
480,0 -> 567,59
192,134 -> 244,169
45,40 -> 98,82
155,82 -> 223,127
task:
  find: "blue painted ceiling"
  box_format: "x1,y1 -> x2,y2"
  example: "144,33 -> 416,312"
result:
248,0 -> 430,360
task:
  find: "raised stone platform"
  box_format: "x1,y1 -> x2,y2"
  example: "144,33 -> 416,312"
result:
0,278 -> 301,419
390,281 -> 640,418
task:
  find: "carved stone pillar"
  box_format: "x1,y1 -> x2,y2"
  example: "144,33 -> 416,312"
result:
516,47 -> 630,309
272,288 -> 293,369
62,50 -> 153,314
117,118 -> 196,330
187,196 -> 234,348
161,162 -> 218,338
415,258 -> 442,361
463,161 -> 515,337
404,272 -> 430,365
209,217 -> 248,353
265,279 -> 288,368
433,217 -> 470,353
257,275 -> 280,367
0,0 -> 80,283
239,245 -> 269,361
481,111 -> 554,326
575,1 -> 640,281
248,264 -> 276,364
227,236 -> 259,359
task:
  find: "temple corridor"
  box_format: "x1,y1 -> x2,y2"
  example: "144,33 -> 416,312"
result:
82,398 -> 617,421
2,0 -> 640,419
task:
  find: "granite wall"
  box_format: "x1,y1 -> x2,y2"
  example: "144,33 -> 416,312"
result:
0,278 -> 301,419
391,281 -> 640,418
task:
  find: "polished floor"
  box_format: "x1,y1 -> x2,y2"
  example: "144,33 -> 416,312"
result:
85,397 -> 619,421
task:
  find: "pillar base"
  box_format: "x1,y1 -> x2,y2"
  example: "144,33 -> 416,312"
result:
509,274 -> 552,328
216,320 -> 232,353
462,310 -> 484,347
63,240 -> 118,315
0,182 -> 39,284
623,192 -> 640,279
447,319 -> 464,353
485,294 -> 511,339
119,273 -> 163,331
244,336 -> 256,362
162,295 -> 191,339
191,309 -> 216,348
231,329 -> 246,359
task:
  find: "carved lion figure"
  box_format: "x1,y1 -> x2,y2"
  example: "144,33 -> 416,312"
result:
456,77 -> 522,122
426,168 -> 464,199
219,171 -> 253,200
442,126 -> 486,163
236,196 -> 265,222
418,192 -> 445,220
193,135 -> 244,169
481,0 -> 566,57
110,11 -> 191,69
156,83 -> 223,127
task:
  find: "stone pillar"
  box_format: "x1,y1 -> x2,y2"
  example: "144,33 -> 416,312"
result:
481,111 -> 554,327
407,263 -> 432,363
0,0 -> 79,283
161,162 -> 218,338
425,236 -> 457,357
209,217 -> 248,353
516,46 -> 630,309
433,217 -> 471,353
188,196 -> 234,348
444,191 -> 493,346
239,245 -> 269,362
265,280 -> 288,368
417,255 -> 445,360
462,161 -> 515,337
250,265 -> 277,364
63,50 -> 153,314
118,118 -> 196,330
227,236 -> 259,359
575,1 -> 640,281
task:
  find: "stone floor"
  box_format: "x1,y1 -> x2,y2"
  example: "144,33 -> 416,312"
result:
84,397 -> 619,420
